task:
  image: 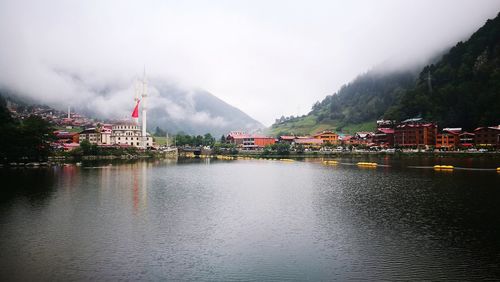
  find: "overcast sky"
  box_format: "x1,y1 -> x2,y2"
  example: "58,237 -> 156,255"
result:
0,0 -> 499,125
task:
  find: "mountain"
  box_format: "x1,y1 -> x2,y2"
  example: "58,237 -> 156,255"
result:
1,76 -> 264,136
387,12 -> 500,129
147,81 -> 264,136
270,12 -> 500,136
269,66 -> 420,136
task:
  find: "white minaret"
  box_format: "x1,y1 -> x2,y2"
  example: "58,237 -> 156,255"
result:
67,106 -> 71,119
141,69 -> 148,148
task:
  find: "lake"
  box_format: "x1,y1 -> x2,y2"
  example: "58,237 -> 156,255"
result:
1,156 -> 500,280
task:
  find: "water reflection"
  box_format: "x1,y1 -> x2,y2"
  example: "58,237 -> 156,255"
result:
0,157 -> 499,280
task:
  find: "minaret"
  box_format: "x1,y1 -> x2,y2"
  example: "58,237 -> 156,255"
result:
141,69 -> 148,148
67,106 -> 71,119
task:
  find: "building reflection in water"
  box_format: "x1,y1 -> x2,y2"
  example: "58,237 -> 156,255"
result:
134,161 -> 149,214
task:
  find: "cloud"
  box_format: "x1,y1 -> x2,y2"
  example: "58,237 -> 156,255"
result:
0,0 -> 499,126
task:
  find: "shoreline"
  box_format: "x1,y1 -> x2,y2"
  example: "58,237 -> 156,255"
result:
1,150 -> 499,168
212,151 -> 500,159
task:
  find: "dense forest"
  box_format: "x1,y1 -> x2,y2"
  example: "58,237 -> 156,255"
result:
388,12 -> 500,129
269,64 -> 419,135
271,12 -> 500,135
310,69 -> 418,127
0,96 -> 54,163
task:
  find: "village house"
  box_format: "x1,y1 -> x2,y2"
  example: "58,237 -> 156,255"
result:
436,128 -> 461,150
313,130 -> 339,144
474,126 -> 500,148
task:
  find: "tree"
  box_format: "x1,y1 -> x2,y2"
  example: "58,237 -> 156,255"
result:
271,143 -> 290,155
19,116 -> 55,160
80,140 -> 92,155
203,133 -> 215,146
0,101 -> 55,162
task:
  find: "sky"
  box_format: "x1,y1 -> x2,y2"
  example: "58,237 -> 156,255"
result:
0,0 -> 499,126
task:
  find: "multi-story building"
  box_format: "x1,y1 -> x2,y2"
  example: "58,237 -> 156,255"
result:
79,127 -> 114,146
253,135 -> 276,148
226,131 -> 275,150
474,126 -> 500,148
394,120 -> 437,148
459,132 -> 475,148
79,128 -> 100,144
436,128 -> 461,150
111,123 -> 152,148
313,130 -> 339,144
373,128 -> 394,147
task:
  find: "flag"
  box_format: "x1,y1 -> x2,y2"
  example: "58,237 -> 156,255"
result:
131,100 -> 140,118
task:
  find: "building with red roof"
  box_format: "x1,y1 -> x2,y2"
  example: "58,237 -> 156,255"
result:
313,130 -> 339,144
474,126 -> 500,148
436,128 -> 462,150
394,121 -> 437,148
226,131 -> 275,149
374,128 -> 394,147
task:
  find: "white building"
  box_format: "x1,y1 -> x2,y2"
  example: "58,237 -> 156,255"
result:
110,122 -> 152,148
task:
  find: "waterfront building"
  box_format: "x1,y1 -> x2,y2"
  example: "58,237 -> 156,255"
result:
436,128 -> 461,150
226,131 -> 249,147
459,132 -> 475,148
293,137 -> 323,149
353,132 -> 374,145
339,134 -> 353,145
313,130 -> 339,144
278,135 -> 297,144
253,135 -> 276,147
79,127 -> 116,146
373,128 -> 394,147
394,121 -> 437,148
111,123 -> 152,147
226,131 -> 275,150
474,126 -> 500,148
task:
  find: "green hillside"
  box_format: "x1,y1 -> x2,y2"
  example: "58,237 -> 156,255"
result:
269,69 -> 418,136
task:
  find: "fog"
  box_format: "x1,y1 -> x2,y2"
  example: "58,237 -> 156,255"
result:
0,0 -> 499,126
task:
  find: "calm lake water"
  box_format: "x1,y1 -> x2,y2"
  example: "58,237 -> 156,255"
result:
1,156 -> 500,280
